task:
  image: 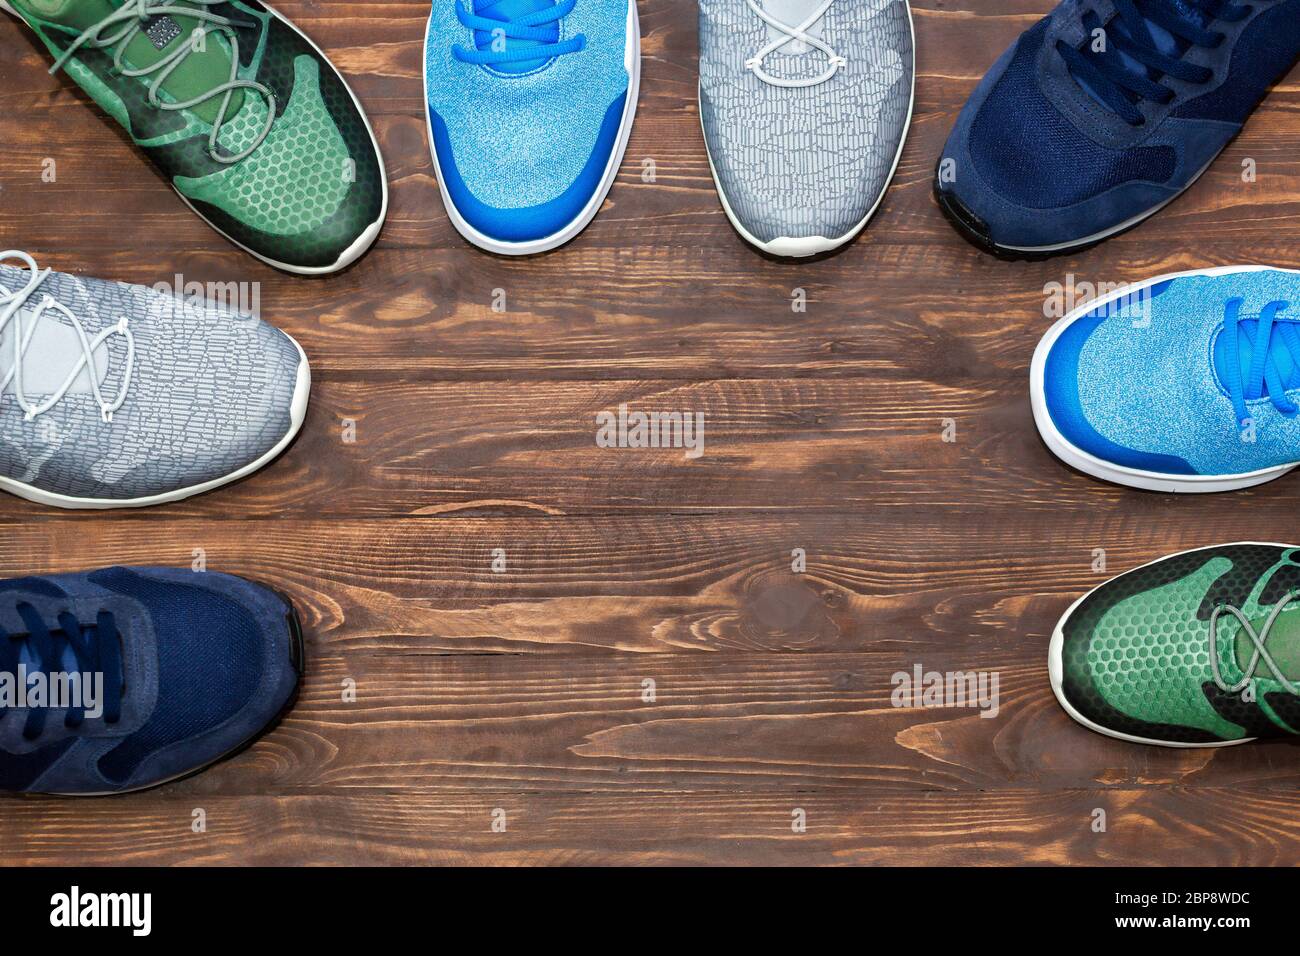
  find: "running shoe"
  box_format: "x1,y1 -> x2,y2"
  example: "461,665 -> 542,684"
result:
935,1 -> 1300,259
699,0 -> 915,257
1032,266 -> 1300,492
424,1 -> 640,255
1051,543 -> 1300,747
0,250 -> 309,508
4,0 -> 387,274
0,566 -> 303,793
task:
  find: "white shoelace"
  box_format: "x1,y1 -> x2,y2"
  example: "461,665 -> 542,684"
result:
744,0 -> 845,88
0,251 -> 135,425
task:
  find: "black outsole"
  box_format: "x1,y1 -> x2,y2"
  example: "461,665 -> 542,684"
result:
932,159 -> 1113,262
932,163 -> 1078,261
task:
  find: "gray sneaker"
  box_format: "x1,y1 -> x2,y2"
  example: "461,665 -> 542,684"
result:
0,251 -> 309,508
699,0 -> 915,257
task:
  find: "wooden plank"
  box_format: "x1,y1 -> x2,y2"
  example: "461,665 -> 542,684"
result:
0,648 -> 1276,796
0,511 -> 1286,658
2,789 -> 1299,865
1,377 -> 1299,517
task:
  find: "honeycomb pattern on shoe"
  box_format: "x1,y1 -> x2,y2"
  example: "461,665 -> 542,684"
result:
16,0 -> 383,270
1058,545 -> 1289,744
178,57 -> 350,238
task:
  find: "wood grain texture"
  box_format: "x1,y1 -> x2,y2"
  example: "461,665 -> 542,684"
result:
0,0 -> 1299,865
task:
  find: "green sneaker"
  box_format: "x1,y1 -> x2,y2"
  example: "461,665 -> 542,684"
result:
1051,543 -> 1300,747
6,0 -> 387,274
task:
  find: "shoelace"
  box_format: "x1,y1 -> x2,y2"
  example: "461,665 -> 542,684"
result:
50,0 -> 276,164
0,251 -> 135,425
1209,593 -> 1300,695
744,0 -> 844,89
0,602 -> 123,741
1219,298 -> 1300,426
451,0 -> 586,67
1058,0 -> 1251,126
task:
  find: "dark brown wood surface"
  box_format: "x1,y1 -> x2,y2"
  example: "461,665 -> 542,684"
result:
2,0 -> 1300,866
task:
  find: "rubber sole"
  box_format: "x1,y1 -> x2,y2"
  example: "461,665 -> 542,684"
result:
423,1 -> 640,257
932,153 -> 1215,261
0,332 -> 311,509
1044,543 -> 1290,749
52,584 -> 307,797
1029,264 -> 1300,494
701,1 -> 916,259
0,0 -> 389,276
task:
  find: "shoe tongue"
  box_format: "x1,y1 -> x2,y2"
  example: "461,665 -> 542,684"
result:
25,0 -> 242,126
16,0 -> 114,30
472,0 -> 559,74
1234,605 -> 1300,683
1212,317 -> 1300,402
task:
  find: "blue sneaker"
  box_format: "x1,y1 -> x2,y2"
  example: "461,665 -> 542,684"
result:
0,567 -> 302,794
935,2 -> 1300,258
424,1 -> 640,255
1032,266 -> 1300,492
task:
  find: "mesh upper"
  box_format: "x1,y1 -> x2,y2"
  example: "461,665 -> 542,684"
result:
969,20 -> 1175,209
699,0 -> 914,242
22,1 -> 384,268
91,568 -> 263,784
1173,0 -> 1300,123
0,262 -> 301,501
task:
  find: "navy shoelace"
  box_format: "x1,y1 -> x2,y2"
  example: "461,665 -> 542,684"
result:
1219,298 -> 1300,426
1058,0 -> 1252,125
451,0 -> 585,67
0,603 -> 123,741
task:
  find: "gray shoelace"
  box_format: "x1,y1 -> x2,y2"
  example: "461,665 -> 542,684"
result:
50,0 -> 276,164
1208,592 -> 1300,695
0,251 -> 135,425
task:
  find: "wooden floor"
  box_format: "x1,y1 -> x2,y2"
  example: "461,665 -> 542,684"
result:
2,0 -> 1300,866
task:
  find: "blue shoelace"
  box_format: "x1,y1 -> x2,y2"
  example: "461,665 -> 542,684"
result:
451,0 -> 586,67
1220,298 -> 1300,426
0,603 -> 123,741
1058,0 -> 1252,126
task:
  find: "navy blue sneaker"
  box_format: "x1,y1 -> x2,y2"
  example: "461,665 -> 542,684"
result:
424,0 -> 640,255
0,567 -> 302,795
935,1 -> 1300,258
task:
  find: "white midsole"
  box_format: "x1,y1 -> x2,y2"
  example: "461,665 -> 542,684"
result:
1030,264 -> 1300,493
422,1 -> 641,256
